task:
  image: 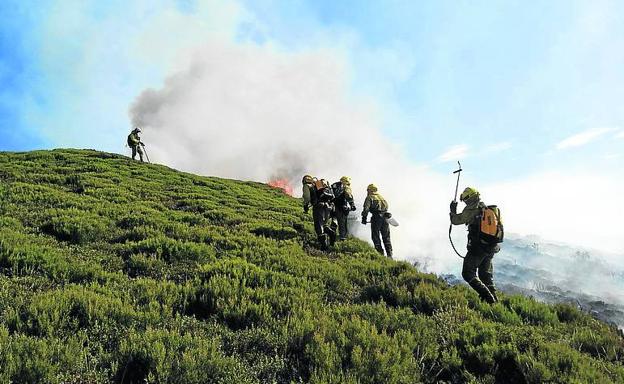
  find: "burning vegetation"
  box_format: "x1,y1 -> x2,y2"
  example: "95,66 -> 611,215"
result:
268,178 -> 294,196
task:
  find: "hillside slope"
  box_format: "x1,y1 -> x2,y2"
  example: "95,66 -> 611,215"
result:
0,149 -> 623,383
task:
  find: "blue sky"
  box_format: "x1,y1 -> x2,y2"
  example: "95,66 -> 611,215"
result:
1,0 -> 623,253
2,0 -> 622,179
242,0 -> 624,178
0,2 -> 47,150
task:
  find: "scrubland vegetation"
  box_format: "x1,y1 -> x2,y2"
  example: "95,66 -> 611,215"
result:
0,149 -> 622,383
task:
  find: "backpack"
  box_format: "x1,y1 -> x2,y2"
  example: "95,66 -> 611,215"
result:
479,205 -> 504,244
314,179 -> 335,203
127,134 -> 137,147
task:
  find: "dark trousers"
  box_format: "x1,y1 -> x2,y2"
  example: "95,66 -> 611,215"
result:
313,204 -> 337,249
462,245 -> 497,303
131,145 -> 144,161
334,209 -> 350,240
371,214 -> 392,257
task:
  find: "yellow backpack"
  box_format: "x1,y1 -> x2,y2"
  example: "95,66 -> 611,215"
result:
480,205 -> 504,244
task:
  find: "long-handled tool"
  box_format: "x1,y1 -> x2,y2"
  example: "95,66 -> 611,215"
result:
141,143 -> 151,164
452,161 -> 462,202
449,161 -> 465,258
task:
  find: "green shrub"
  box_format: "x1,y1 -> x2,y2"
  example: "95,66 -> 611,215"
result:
116,329 -> 255,384
65,174 -> 85,193
0,149 -> 623,383
40,209 -> 110,244
554,302 -> 586,324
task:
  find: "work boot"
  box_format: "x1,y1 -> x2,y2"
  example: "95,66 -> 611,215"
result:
478,290 -> 496,304
374,246 -> 385,256
326,227 -> 337,246
468,278 -> 496,304
318,234 -> 329,250
486,285 -> 498,303
384,241 -> 393,258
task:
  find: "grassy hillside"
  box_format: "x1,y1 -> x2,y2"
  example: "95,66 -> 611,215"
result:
0,149 -> 622,383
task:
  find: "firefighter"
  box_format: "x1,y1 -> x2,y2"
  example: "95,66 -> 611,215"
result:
450,187 -> 500,303
127,128 -> 144,162
332,176 -> 356,240
302,175 -> 337,249
361,184 -> 392,257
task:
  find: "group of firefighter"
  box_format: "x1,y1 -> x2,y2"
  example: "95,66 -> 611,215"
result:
128,128 -> 502,304
301,175 -> 393,258
299,174 -> 502,304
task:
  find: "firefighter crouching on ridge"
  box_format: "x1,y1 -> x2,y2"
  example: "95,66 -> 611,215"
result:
332,176 -> 356,240
450,187 -> 500,304
302,175 -> 338,250
127,128 -> 145,162
361,184 -> 393,258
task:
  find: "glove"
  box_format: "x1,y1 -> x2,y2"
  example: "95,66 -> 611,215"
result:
450,201 -> 458,214
361,217 -> 367,225
304,205 -> 309,214
350,204 -> 356,211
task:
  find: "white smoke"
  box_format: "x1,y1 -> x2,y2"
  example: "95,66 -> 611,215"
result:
129,41 -> 459,272
485,171 -> 624,259
128,40 -> 624,278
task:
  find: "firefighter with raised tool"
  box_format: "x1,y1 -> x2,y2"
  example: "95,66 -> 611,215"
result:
361,184 -> 393,258
127,128 -> 145,162
302,175 -> 338,250
450,187 -> 504,304
331,176 -> 357,240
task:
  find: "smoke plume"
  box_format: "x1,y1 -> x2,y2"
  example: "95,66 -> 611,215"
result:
129,40 -> 624,283
129,41 -> 457,272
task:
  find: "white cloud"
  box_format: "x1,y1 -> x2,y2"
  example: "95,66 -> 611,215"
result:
485,141 -> 512,153
615,130 -> 624,139
556,127 -> 617,150
437,144 -> 469,162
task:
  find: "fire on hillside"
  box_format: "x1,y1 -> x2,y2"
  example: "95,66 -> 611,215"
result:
268,178 -> 294,196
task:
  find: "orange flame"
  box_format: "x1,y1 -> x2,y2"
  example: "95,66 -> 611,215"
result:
268,178 -> 294,196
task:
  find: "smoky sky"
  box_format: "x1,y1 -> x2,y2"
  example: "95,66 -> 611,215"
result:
128,41 -> 456,272
127,40 -> 624,277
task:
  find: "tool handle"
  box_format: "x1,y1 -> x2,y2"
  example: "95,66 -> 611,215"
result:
453,161 -> 462,201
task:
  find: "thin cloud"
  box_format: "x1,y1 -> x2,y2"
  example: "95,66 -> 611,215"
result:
437,144 -> 469,162
615,130 -> 624,139
485,141 -> 512,153
556,127 -> 617,150
603,153 -> 622,160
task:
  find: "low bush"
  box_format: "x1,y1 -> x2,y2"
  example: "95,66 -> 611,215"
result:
0,149 -> 622,383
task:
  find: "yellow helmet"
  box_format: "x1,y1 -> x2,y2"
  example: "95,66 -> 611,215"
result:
460,187 -> 479,202
340,176 -> 351,185
302,175 -> 313,184
367,184 -> 378,193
